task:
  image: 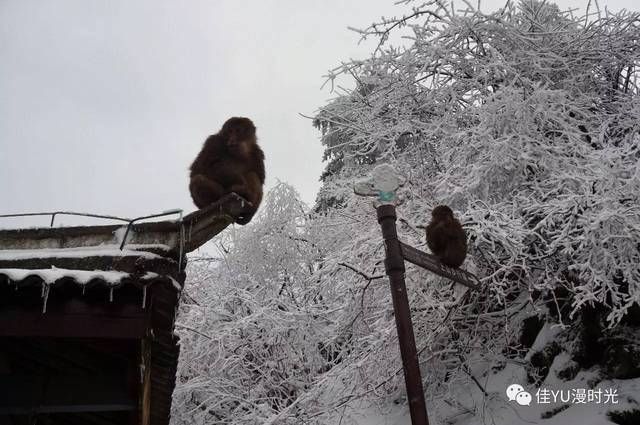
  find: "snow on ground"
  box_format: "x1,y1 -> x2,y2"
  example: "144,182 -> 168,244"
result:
338,403 -> 411,425
342,364 -> 639,425
441,365 -> 640,425
341,326 -> 640,425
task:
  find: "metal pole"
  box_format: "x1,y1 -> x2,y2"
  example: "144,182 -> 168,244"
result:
377,204 -> 429,425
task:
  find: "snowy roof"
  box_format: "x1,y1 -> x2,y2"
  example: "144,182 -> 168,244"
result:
0,192 -> 246,290
0,193 -> 248,425
0,192 -> 247,253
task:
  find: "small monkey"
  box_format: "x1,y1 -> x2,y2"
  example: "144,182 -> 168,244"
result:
426,205 -> 467,268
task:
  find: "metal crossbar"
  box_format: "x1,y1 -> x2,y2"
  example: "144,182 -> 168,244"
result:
0,211 -> 132,227
118,209 -> 183,250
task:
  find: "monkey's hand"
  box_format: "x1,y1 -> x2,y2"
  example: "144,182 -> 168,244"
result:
228,184 -> 257,225
229,183 -> 252,203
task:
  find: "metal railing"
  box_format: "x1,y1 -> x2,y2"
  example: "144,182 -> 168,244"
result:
0,209 -> 183,250
0,211 -> 132,227
117,209 -> 183,250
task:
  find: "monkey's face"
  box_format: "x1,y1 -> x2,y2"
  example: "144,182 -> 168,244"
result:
226,129 -> 255,157
222,117 -> 257,157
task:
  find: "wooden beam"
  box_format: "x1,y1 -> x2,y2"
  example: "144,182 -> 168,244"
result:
0,286 -> 152,339
0,375 -> 136,414
400,242 -> 481,291
180,193 -> 247,253
0,311 -> 149,339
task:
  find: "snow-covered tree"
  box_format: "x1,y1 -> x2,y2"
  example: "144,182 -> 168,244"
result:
172,183 -> 326,424
309,0 -> 640,421
315,0 -> 640,323
174,1 -> 640,423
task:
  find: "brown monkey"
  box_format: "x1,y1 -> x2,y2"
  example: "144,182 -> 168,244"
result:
426,205 -> 467,268
189,117 -> 265,225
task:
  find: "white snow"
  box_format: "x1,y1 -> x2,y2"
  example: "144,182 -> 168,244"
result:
0,267 -> 129,285
525,322 -> 564,362
370,164 -> 402,193
113,226 -> 133,246
354,164 -> 403,197
142,271 -> 181,290
438,364 -> 640,425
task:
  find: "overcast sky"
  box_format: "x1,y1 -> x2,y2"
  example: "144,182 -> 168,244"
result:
0,0 -> 635,228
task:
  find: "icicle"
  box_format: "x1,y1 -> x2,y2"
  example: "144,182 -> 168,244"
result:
82,285 -> 86,295
41,281 -> 45,298
170,277 -> 181,291
109,287 -> 114,302
140,363 -> 146,384
142,286 -> 147,309
42,284 -> 50,313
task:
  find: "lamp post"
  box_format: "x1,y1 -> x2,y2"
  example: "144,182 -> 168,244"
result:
354,165 -> 481,425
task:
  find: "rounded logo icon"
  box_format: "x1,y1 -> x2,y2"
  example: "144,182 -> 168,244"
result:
506,384 -> 525,401
516,391 -> 532,406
